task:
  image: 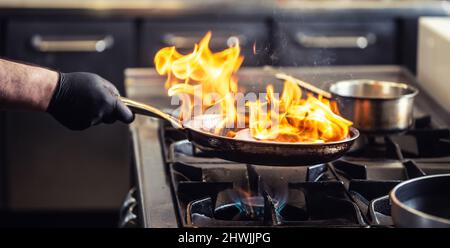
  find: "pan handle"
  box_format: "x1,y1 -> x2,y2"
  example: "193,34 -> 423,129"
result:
263,67 -> 332,99
275,73 -> 332,99
120,97 -> 183,129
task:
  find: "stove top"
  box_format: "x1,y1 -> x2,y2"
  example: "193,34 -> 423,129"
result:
126,66 -> 450,228
161,114 -> 450,227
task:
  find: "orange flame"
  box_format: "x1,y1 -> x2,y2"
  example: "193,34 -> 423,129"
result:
154,32 -> 352,143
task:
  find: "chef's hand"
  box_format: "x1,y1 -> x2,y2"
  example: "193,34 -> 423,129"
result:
47,72 -> 134,130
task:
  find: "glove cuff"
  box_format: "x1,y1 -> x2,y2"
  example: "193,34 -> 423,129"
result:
46,71 -> 65,114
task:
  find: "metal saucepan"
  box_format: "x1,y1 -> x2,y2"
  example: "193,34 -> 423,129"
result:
276,74 -> 419,134
121,97 -> 359,166
330,80 -> 419,134
390,174 -> 450,228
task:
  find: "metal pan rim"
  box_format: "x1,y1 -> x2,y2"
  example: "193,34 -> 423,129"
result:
187,126 -> 360,147
330,79 -> 419,100
390,173 -> 450,225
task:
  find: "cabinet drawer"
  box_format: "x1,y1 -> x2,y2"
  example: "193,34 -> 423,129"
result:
140,22 -> 269,67
275,21 -> 397,66
6,20 -> 135,93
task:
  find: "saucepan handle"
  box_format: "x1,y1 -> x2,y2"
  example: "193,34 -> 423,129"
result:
275,73 -> 333,99
263,67 -> 333,99
120,97 -> 183,129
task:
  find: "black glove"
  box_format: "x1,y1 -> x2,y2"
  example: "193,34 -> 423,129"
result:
47,72 -> 134,130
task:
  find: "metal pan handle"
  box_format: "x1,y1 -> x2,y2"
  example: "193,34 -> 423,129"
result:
120,97 -> 183,129
264,67 -> 333,99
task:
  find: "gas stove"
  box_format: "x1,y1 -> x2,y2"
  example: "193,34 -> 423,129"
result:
123,66 -> 450,228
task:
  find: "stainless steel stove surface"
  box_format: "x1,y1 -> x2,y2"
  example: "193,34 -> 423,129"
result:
124,66 -> 450,228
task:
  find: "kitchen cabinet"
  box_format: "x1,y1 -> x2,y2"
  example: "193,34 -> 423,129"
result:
140,22 -> 270,67
4,20 -> 135,210
6,20 -> 135,93
274,21 -> 397,66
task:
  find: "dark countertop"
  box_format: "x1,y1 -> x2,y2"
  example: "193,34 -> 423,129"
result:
126,65 -> 450,227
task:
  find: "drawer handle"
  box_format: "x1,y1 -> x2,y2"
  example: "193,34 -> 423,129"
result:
31,35 -> 114,52
295,33 -> 376,49
162,33 -> 247,49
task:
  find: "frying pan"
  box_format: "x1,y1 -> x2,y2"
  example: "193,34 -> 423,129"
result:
120,97 -> 359,166
390,174 -> 450,228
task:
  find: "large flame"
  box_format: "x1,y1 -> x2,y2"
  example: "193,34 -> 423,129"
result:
154,32 -> 352,143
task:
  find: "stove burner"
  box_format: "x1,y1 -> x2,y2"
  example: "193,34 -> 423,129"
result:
179,162 -> 365,227
187,181 -> 366,227
214,190 -> 265,221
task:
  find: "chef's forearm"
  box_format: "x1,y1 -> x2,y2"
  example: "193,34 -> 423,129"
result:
0,59 -> 58,111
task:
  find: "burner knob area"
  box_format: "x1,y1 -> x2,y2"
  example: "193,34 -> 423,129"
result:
119,187 -> 139,228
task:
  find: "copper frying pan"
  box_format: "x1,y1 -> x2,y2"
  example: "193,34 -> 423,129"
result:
121,97 -> 359,166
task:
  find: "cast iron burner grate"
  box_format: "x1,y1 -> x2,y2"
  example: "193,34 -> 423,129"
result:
159,111 -> 450,227
184,165 -> 365,227
346,115 -> 450,159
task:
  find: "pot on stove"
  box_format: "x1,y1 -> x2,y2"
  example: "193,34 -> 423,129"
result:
275,73 -> 419,135
330,79 -> 419,135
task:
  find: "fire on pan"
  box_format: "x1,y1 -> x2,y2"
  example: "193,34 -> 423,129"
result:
153,31 -> 353,144
122,32 -> 359,166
